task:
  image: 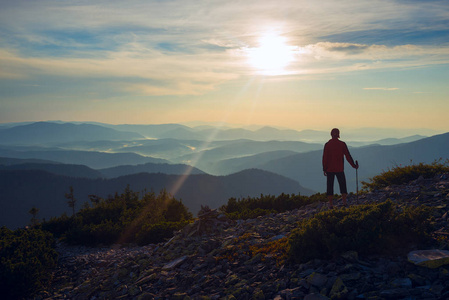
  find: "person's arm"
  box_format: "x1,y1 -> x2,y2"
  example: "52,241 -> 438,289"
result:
343,143 -> 358,169
322,144 -> 328,176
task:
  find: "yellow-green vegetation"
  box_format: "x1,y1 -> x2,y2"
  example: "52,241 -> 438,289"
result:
216,233 -> 289,267
362,159 -> 449,191
0,227 -> 58,299
249,237 -> 289,266
288,200 -> 434,263
42,186 -> 193,246
220,193 -> 327,220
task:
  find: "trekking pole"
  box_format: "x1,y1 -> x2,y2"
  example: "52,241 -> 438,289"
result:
355,160 -> 359,204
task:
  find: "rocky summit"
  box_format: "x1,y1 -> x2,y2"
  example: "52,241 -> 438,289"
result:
38,174 -> 449,300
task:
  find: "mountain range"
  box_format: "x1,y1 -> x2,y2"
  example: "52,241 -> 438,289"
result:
0,121 -> 447,229
0,168 -> 311,229
0,122 -> 143,145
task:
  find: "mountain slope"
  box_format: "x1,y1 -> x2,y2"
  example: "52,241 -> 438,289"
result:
259,132 -> 449,193
175,140 -> 322,172
205,150 -> 299,175
0,169 -> 312,229
104,123 -> 193,139
0,147 -> 168,169
0,163 -> 102,179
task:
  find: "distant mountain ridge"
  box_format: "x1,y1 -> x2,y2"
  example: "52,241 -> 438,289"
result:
347,135 -> 426,147
0,121 -> 437,143
0,122 -> 144,145
0,162 -> 102,179
0,157 -> 206,179
99,162 -> 205,178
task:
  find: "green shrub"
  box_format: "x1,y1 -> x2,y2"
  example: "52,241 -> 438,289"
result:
41,213 -> 73,237
226,208 -> 276,220
63,220 -> 122,246
288,200 -> 434,263
221,193 -> 325,220
135,221 -> 190,246
0,227 -> 58,299
42,187 -> 193,246
363,160 -> 449,191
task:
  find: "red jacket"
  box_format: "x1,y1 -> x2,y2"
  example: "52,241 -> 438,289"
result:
322,138 -> 356,173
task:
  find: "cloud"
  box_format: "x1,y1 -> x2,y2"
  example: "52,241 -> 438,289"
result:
1,0 -> 449,96
363,87 -> 399,91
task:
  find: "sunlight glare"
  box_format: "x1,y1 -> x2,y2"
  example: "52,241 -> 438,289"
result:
247,32 -> 294,75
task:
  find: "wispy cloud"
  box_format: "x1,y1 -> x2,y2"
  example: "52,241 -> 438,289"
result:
1,0 -> 448,102
363,87 -> 399,91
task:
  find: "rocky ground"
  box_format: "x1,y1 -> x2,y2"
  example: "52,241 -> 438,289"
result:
37,174 -> 449,300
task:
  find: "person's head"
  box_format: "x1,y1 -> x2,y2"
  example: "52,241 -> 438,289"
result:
331,128 -> 340,138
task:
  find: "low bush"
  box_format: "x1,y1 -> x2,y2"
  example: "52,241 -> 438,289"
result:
288,200 -> 434,263
221,193 -> 326,220
42,187 -> 193,246
362,160 -> 449,191
0,227 -> 58,299
135,221 -> 190,246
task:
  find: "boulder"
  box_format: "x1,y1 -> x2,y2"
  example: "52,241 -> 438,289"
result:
408,250 -> 449,268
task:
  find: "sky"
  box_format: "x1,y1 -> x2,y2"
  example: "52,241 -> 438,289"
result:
1,0 -> 448,132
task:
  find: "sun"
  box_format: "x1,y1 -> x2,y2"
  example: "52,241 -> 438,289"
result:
247,32 -> 294,75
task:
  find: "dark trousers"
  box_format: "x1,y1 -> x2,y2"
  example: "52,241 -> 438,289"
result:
326,172 -> 347,196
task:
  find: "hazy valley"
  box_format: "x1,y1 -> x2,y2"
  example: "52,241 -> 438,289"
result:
0,121 -> 447,229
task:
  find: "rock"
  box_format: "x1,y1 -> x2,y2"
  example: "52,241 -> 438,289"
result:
391,278 -> 412,288
407,273 -> 427,286
270,235 -> 286,242
339,272 -> 361,282
128,285 -> 142,296
304,293 -> 329,300
162,255 -> 188,270
329,277 -> 348,299
380,288 -> 410,298
430,283 -> 445,296
252,288 -> 265,300
307,272 -> 328,288
341,251 -> 358,262
172,292 -> 188,300
408,249 -> 449,268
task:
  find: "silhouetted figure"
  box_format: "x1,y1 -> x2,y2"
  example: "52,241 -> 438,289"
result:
322,128 -> 358,208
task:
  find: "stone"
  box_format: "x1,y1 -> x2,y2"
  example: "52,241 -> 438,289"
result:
252,288 -> 265,300
341,251 -> 358,262
339,272 -> 361,282
430,283 -> 445,296
172,292 -> 188,300
407,273 -> 427,286
304,293 -> 329,300
408,249 -> 449,268
128,285 -> 142,296
307,272 -> 328,288
270,235 -> 286,242
391,278 -> 412,288
329,277 -> 348,299
379,288 -> 410,298
162,255 -> 188,270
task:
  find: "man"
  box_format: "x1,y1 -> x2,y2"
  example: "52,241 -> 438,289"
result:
322,128 -> 359,208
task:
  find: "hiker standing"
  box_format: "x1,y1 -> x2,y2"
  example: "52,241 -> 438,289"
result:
322,128 -> 358,208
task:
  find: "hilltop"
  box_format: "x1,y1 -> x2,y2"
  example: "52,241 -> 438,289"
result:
38,172 -> 449,299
